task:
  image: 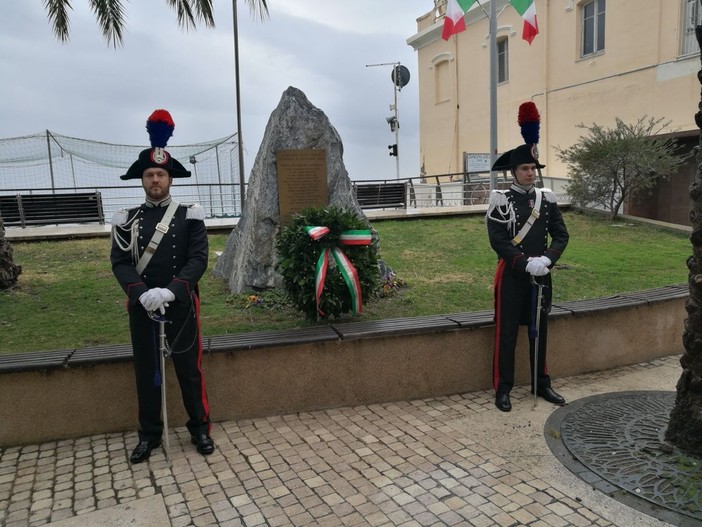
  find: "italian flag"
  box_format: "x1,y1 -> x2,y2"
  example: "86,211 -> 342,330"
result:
510,0 -> 539,44
441,0 -> 476,41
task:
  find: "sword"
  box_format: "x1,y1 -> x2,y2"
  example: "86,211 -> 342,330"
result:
148,309 -> 172,465
530,276 -> 546,409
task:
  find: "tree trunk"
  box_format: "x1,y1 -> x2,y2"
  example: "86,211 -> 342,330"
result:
610,194 -> 625,221
665,19 -> 702,456
0,217 -> 22,290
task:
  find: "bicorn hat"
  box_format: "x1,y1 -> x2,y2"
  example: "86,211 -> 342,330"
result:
491,101 -> 545,171
121,109 -> 191,180
491,143 -> 544,171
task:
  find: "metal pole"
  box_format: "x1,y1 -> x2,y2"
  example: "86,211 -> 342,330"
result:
365,61 -> 402,180
45,130 -> 55,192
215,145 -> 224,216
232,0 -> 246,215
393,78 -> 400,180
70,153 -> 77,188
191,158 -> 204,204
489,0 -> 498,191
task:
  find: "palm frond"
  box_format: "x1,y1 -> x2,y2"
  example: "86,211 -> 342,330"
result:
244,0 -> 269,21
165,0 -> 215,30
89,0 -> 126,48
193,0 -> 216,26
43,0 -> 270,46
43,0 -> 73,43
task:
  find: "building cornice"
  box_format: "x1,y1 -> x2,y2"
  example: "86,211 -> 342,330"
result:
406,0 -> 509,51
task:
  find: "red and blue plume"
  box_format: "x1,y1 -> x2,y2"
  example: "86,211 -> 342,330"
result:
518,101 -> 540,145
146,109 -> 175,148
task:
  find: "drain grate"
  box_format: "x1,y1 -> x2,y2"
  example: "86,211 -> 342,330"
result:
545,391 -> 702,526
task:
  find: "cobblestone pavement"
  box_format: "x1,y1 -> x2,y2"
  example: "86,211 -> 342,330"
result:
0,356 -> 682,527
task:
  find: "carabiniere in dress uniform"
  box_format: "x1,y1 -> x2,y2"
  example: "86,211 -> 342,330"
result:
485,102 -> 570,413
110,109 -> 214,463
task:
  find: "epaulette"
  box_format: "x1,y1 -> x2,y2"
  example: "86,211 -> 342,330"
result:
485,189 -> 515,225
185,203 -> 206,221
541,188 -> 557,203
487,189 -> 509,208
110,208 -> 129,226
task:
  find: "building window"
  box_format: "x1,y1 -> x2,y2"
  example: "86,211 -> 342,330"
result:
582,0 -> 605,56
497,38 -> 509,83
434,58 -> 451,104
681,0 -> 702,56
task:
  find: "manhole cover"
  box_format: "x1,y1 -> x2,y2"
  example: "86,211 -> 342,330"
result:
545,391 -> 702,526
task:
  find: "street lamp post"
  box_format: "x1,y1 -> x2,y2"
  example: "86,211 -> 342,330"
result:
366,61 -> 410,180
391,76 -> 400,180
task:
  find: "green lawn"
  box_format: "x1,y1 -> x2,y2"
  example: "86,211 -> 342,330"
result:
0,211 -> 690,354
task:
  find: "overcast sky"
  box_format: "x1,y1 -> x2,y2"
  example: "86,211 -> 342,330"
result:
0,1 -> 432,182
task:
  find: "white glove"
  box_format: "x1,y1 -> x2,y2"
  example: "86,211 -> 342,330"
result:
526,257 -> 550,277
139,290 -> 160,312
139,288 -> 175,312
538,256 -> 552,268
151,287 -> 175,313
152,287 -> 175,305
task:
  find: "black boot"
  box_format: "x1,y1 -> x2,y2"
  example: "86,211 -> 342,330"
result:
495,392 -> 512,412
130,439 -> 161,464
536,387 -> 565,405
191,434 -> 215,455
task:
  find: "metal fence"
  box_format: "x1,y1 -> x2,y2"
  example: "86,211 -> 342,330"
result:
0,183 -> 243,224
1,130 -> 573,225
0,130 -> 242,222
0,172 -> 570,226
355,172 -> 570,209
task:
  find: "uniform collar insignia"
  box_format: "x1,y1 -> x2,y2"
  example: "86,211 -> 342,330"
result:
144,196 -> 173,208
510,183 -> 535,195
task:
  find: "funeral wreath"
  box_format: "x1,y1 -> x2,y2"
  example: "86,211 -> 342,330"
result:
276,207 -> 379,320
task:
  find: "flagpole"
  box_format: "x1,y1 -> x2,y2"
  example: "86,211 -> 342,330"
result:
489,0 -> 498,191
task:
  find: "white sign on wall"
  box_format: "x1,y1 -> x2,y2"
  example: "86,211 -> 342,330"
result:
465,153 -> 492,173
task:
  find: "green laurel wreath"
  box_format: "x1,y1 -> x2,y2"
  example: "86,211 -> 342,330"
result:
276,206 -> 379,320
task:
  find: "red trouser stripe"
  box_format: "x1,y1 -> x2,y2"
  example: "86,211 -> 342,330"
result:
493,259 -> 505,392
193,294 -> 211,433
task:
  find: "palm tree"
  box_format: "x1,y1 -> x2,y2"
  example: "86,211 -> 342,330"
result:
665,4 -> 702,457
42,0 -> 268,47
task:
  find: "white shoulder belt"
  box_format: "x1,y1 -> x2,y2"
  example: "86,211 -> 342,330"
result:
135,200 -> 180,275
511,189 -> 542,246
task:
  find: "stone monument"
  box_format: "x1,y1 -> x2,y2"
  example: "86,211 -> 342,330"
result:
212,86 -> 368,293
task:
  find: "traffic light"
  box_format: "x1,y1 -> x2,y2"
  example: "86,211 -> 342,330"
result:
388,144 -> 398,157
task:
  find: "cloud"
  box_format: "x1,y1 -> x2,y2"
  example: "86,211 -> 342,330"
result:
0,0 -> 427,181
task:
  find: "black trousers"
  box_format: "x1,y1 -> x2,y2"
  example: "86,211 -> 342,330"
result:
128,294 -> 211,442
493,259 -> 553,395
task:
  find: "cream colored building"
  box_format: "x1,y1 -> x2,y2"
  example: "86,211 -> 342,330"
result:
407,0 -> 700,224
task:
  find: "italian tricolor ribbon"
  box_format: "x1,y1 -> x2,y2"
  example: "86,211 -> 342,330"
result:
305,226 -> 372,317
